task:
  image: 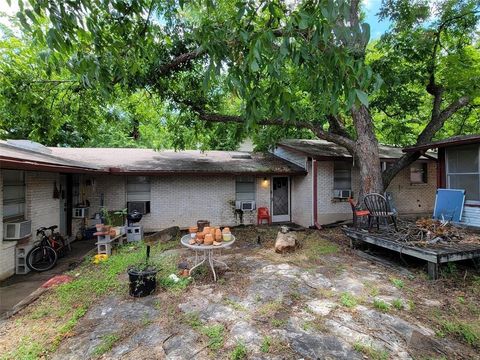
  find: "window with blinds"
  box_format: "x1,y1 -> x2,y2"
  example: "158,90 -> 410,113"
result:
333,162 -> 351,190
235,177 -> 255,201
126,176 -> 151,214
3,170 -> 26,221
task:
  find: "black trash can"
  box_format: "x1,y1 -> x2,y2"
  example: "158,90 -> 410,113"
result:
127,267 -> 158,297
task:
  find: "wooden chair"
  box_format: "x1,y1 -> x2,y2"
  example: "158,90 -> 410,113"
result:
363,193 -> 398,231
348,197 -> 370,229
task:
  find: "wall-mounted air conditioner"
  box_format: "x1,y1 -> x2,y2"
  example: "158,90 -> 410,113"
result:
333,189 -> 352,199
73,207 -> 89,218
235,200 -> 256,211
3,220 -> 32,240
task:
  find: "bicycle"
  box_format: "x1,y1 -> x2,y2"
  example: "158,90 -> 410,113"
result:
26,226 -> 69,272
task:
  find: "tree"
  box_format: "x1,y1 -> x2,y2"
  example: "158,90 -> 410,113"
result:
12,0 -> 480,197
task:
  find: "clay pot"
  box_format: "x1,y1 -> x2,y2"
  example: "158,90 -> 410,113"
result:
204,233 -> 214,245
95,223 -> 104,231
210,228 -> 216,238
197,220 -> 210,232
189,226 -> 198,233
203,226 -> 211,235
222,227 -> 230,234
215,229 -> 222,241
109,229 -> 116,237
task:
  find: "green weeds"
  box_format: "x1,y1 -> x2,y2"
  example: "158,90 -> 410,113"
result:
353,341 -> 389,360
390,278 -> 404,289
340,292 -> 357,308
373,299 -> 390,312
92,334 -> 120,356
230,341 -> 247,360
202,324 -> 225,350
392,298 -> 404,310
260,336 -> 272,353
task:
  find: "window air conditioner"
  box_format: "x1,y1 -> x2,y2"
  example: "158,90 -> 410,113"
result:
333,189 -> 352,199
3,220 -> 32,240
235,200 -> 256,211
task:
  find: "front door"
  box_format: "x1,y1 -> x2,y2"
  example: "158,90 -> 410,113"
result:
271,176 -> 290,222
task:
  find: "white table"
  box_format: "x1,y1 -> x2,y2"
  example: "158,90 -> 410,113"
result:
180,234 -> 236,281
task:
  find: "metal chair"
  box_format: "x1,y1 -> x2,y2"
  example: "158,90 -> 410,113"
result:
348,197 -> 370,229
363,193 -> 398,231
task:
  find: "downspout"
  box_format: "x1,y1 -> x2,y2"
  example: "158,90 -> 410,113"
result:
312,159 -> 322,230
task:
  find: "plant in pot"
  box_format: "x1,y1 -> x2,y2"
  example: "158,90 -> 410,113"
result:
100,207 -> 114,234
114,208 -> 128,234
127,244 -> 158,297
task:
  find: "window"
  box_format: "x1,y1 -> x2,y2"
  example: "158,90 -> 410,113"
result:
446,145 -> 480,202
333,162 -> 351,190
410,163 -> 428,184
3,170 -> 26,221
235,177 -> 255,201
126,176 -> 151,214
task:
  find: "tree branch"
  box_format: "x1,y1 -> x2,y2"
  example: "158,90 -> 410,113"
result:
327,114 -> 351,139
155,49 -> 204,77
197,111 -> 355,150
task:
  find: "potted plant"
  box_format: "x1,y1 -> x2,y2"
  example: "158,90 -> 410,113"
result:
127,244 -> 158,297
114,208 -> 128,234
100,208 -> 113,233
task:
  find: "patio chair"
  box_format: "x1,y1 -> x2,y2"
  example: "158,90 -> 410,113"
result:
348,197 -> 370,229
363,193 -> 398,231
257,207 -> 270,225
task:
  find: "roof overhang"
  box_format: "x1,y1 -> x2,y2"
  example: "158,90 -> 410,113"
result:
0,157 -> 105,174
403,135 -> 480,153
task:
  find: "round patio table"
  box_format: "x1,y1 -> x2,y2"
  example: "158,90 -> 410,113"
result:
180,234 -> 236,282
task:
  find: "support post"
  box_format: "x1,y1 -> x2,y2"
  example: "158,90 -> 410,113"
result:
427,262 -> 439,280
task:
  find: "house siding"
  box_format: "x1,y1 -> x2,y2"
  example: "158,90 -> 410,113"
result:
273,147 -> 306,169
315,161 -> 437,224
0,170 -> 17,280
291,160 -> 313,228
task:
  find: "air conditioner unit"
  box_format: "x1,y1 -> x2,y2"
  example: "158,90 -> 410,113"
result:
235,200 -> 256,211
3,220 -> 32,240
333,189 -> 352,199
127,201 -> 150,215
73,207 -> 89,218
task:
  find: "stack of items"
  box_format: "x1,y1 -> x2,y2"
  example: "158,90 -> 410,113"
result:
187,225 -> 232,246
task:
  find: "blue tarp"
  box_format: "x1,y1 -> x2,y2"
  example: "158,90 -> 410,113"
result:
433,189 -> 466,222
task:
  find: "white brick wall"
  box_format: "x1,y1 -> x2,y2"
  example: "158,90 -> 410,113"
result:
315,161 -> 437,224
291,160 -> 313,228
0,170 -> 16,280
25,171 -> 61,238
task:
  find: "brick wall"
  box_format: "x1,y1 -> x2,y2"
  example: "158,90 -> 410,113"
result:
85,175 -> 272,232
25,171 -> 61,238
0,170 -> 17,280
315,161 -> 437,224
291,160 -> 313,228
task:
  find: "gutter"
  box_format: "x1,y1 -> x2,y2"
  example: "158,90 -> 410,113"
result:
0,158 -> 104,174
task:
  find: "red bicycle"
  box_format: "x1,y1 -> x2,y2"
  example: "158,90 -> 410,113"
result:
26,226 -> 69,272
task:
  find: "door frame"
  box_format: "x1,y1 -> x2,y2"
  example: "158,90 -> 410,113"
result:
271,176 -> 291,223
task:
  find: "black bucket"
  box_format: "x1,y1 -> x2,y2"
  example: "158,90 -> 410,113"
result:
127,267 -> 158,297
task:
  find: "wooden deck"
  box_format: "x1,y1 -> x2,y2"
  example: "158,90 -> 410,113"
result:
342,227 -> 480,279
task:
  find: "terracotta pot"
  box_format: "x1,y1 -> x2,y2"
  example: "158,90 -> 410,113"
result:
210,228 -> 216,238
109,229 -> 116,237
189,226 -> 198,233
204,233 -> 214,245
215,229 -> 222,241
95,223 -> 104,231
203,226 -> 211,235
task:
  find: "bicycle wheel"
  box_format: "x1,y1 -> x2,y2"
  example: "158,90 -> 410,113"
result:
26,245 -> 58,272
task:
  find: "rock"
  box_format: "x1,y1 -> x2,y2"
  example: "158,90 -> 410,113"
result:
275,231 -> 297,253
144,226 -> 180,245
307,299 -> 337,316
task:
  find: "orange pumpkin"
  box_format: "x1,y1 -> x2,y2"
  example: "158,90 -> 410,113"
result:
204,233 -> 214,245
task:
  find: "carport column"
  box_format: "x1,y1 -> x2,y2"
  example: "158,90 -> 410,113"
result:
312,159 -> 321,229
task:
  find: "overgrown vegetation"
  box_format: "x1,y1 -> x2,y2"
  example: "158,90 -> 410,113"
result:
92,334 -> 121,357
202,324 -> 225,351
230,341 -> 247,360
340,292 -> 358,308
373,299 -> 391,312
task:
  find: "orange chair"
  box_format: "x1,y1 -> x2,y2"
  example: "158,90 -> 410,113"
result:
257,207 -> 270,225
348,197 -> 370,228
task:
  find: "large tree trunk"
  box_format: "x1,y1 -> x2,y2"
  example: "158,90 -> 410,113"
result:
351,105 -> 383,199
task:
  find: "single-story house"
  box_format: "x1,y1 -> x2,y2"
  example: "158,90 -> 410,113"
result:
1,138 -> 437,280
404,134 -> 480,227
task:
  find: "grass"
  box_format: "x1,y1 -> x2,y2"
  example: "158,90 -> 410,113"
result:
230,341 -> 247,360
353,341 -> 389,360
340,292 -> 358,308
258,300 -> 283,317
0,337 -> 43,360
224,298 -> 248,312
392,298 -> 404,310
389,277 -> 404,289
271,318 -> 287,327
439,320 -> 479,347
260,336 -> 272,353
92,334 -> 120,356
202,324 -> 225,350
302,317 -> 328,333
1,241 -> 178,359
307,239 -> 339,260
373,298 -> 390,312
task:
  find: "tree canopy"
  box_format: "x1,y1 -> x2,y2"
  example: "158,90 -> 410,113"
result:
1,0 -> 479,194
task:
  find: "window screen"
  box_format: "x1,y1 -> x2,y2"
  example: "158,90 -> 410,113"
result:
3,170 -> 26,220
333,162 -> 351,190
410,163 -> 428,184
236,177 -> 255,201
446,145 -> 480,201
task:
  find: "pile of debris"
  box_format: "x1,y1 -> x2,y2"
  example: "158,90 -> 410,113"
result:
385,218 -> 479,247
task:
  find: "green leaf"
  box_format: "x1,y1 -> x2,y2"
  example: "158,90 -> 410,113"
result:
250,59 -> 259,72
355,89 -> 369,107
